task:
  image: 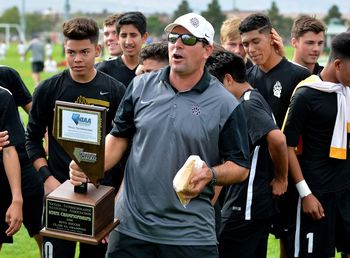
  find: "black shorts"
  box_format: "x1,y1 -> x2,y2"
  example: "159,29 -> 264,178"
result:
218,217 -> 272,258
42,236 -> 108,258
0,183 -> 12,244
0,164 -> 44,243
106,231 -> 218,258
32,61 -> 44,73
270,181 -> 298,240
288,188 -> 350,258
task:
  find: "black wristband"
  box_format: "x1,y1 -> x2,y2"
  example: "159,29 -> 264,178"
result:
209,167 -> 217,186
38,166 -> 51,183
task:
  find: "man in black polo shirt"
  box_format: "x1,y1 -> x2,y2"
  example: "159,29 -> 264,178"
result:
283,32 -> 350,258
207,50 -> 288,258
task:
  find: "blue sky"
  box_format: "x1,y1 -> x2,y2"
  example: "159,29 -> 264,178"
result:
0,0 -> 349,15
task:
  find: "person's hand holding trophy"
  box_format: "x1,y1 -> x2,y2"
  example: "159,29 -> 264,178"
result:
40,101 -> 119,245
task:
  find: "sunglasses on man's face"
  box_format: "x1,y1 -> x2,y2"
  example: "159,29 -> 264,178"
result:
168,33 -> 208,46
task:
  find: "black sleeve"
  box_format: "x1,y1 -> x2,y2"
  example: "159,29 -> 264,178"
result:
283,88 -> 310,147
95,61 -> 108,73
243,97 -> 278,145
5,68 -> 32,107
0,89 -> 25,147
110,81 -> 136,139
219,104 -> 250,169
107,78 -> 126,132
25,82 -> 53,162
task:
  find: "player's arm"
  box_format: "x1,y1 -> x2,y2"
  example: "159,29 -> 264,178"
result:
3,146 -> 23,236
70,134 -> 129,185
266,129 -> 288,197
288,147 -> 324,220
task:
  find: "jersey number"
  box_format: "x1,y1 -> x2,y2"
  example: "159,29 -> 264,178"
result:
306,232 -> 314,253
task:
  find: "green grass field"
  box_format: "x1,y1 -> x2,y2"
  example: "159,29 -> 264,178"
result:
0,43 -> 339,258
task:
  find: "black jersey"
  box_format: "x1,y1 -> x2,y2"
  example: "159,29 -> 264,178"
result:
284,86 -> 350,193
25,69 -> 126,183
245,58 -> 253,70
247,57 -> 310,128
221,89 -> 279,222
312,62 -> 324,75
96,56 -> 136,87
0,87 -> 25,159
0,66 -> 32,108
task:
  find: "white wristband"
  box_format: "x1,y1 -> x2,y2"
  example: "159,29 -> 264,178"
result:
295,180 -> 312,198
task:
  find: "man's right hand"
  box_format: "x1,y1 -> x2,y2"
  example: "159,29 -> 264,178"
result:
302,194 -> 325,220
44,176 -> 61,195
69,160 -> 88,186
0,130 -> 9,151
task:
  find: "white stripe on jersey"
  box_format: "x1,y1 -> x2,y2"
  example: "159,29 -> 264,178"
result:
245,145 -> 260,220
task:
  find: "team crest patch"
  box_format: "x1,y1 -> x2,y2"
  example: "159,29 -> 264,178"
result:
191,104 -> 201,116
273,81 -> 282,98
190,17 -> 199,28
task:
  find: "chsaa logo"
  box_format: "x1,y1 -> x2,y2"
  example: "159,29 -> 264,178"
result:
71,113 -> 92,126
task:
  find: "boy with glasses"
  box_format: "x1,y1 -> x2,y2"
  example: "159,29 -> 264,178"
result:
70,13 -> 250,258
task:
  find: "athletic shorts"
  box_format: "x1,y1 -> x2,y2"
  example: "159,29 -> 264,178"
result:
0,182 -> 12,244
106,230 -> 218,258
270,182 -> 298,240
32,61 -> 44,73
218,217 -> 272,258
288,188 -> 350,258
0,163 -> 44,243
0,183 -> 43,243
42,236 -> 107,258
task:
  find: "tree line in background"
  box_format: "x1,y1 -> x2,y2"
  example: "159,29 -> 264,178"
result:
0,0 -> 347,42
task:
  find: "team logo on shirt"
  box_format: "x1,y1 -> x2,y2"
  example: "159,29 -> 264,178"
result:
273,81 -> 282,98
191,104 -> 201,116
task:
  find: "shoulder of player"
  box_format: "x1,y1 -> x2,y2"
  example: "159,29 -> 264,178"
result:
0,86 -> 13,98
285,59 -> 311,77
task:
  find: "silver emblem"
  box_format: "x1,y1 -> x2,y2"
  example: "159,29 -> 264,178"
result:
190,17 -> 199,28
273,81 -> 282,98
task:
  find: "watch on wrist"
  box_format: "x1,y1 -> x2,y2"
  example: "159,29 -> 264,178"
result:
209,167 -> 217,186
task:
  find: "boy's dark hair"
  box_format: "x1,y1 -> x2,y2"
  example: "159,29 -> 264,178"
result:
62,17 -> 99,44
139,42 -> 168,65
116,12 -> 147,35
239,13 -> 272,35
104,14 -> 120,27
291,15 -> 326,39
206,50 -> 247,84
329,32 -> 350,62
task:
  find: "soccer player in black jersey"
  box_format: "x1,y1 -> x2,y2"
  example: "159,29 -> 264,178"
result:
25,17 -> 126,258
291,15 -> 326,75
96,12 -> 148,87
283,32 -> 350,258
207,50 -> 288,258
0,88 -> 23,251
239,13 -> 311,258
0,66 -> 44,257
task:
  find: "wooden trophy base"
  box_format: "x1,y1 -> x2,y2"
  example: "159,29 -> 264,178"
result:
41,219 -> 119,245
41,180 -> 119,245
